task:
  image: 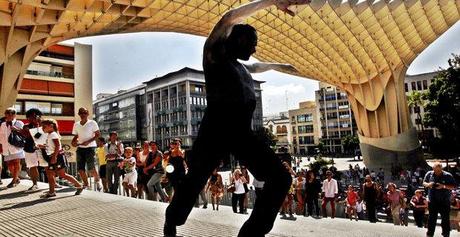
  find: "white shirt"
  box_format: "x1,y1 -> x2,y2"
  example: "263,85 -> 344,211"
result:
45,132 -> 61,155
356,201 -> 364,212
234,178 -> 246,194
104,142 -> 124,160
322,178 -> 338,198
252,178 -> 265,189
0,119 -> 25,156
139,151 -> 149,163
72,120 -> 99,148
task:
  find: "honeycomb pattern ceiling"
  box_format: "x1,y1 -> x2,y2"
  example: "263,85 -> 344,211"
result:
0,0 -> 459,139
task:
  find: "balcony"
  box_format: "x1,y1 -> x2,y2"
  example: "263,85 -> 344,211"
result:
26,70 -> 74,79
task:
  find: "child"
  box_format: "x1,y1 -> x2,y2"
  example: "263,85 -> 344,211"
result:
96,137 -> 108,192
120,147 -> 137,197
346,185 -> 359,221
39,119 -> 83,198
356,197 -> 365,220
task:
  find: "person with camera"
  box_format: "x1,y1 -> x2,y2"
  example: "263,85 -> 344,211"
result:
0,107 -> 25,188
424,162 -> 457,237
105,131 -> 124,194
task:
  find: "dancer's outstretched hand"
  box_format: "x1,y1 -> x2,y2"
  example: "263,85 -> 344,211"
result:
279,64 -> 299,74
274,0 -> 312,16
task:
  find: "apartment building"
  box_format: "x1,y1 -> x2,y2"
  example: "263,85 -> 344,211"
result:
288,101 -> 320,155
15,43 -> 93,163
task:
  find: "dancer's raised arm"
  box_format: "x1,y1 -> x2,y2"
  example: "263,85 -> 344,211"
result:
204,0 -> 310,63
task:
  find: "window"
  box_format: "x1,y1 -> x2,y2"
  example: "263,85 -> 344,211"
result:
411,82 -> 416,91
417,81 -> 422,91
276,126 -> 282,134
25,101 -> 50,114
298,125 -> 314,133
422,80 -> 428,90
119,97 -> 135,108
281,125 -> 287,133
194,85 -> 203,93
14,102 -> 22,114
98,104 -> 110,114
297,114 -> 313,123
51,104 -> 63,114
404,83 -> 408,92
299,136 -> 315,145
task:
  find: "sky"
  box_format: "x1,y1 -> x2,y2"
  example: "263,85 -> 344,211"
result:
64,22 -> 460,117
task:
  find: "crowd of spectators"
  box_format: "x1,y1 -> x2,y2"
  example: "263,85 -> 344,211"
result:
1,106 -> 459,236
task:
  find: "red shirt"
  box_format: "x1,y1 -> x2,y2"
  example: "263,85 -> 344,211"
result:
347,191 -> 358,205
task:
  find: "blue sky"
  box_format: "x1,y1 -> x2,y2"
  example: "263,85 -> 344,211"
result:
64,22 -> 460,116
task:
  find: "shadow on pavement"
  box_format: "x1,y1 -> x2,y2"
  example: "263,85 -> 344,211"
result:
0,189 -> 31,199
0,195 -> 73,211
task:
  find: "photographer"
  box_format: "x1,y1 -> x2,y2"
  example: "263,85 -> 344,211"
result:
105,131 -> 124,194
423,162 -> 457,237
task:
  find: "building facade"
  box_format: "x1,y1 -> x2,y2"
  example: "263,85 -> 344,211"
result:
404,72 -> 439,139
288,101 -> 320,155
15,43 -> 93,163
93,85 -> 147,145
144,67 -> 264,149
263,112 -> 292,153
315,83 -> 357,154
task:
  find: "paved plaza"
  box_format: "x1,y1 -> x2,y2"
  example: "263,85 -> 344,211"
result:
0,179 -> 446,237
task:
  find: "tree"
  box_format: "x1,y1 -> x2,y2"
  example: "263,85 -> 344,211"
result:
341,134 -> 359,155
407,91 -> 426,132
423,54 -> 460,158
254,127 -> 277,150
407,90 -> 428,147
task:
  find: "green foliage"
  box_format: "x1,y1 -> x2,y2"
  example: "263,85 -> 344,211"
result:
407,90 -> 427,133
254,127 -> 277,149
341,134 -> 359,155
423,54 -> 460,157
308,157 -> 334,172
407,91 -> 425,108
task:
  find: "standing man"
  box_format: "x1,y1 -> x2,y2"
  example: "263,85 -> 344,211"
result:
424,162 -> 457,237
105,131 -> 124,194
321,170 -> 338,218
163,0 -> 309,236
71,107 -> 102,190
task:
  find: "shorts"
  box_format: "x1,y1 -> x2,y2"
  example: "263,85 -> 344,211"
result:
123,171 -> 137,187
3,151 -> 25,162
76,147 -> 96,171
25,151 -> 48,168
99,164 -> 107,178
137,167 -> 151,186
46,154 -> 68,171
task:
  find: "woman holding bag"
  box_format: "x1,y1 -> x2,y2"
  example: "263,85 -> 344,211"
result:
0,107 -> 25,188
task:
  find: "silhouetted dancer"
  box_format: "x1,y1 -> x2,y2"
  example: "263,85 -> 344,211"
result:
164,0 -> 310,236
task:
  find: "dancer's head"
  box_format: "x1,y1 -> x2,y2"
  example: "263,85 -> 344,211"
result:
226,24 -> 257,60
